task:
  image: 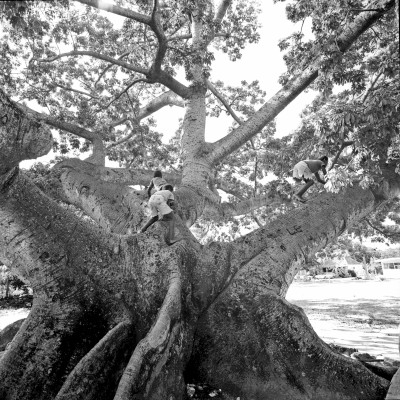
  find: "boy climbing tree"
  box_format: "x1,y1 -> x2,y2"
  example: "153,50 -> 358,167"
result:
293,156 -> 329,202
141,184 -> 180,245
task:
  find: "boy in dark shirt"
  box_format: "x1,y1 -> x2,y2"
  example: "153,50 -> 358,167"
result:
147,170 -> 167,198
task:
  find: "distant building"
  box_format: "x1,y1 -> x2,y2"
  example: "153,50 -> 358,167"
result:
373,258 -> 400,278
341,256 -> 365,276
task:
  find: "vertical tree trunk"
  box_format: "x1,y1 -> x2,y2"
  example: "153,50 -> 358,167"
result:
5,274 -> 9,299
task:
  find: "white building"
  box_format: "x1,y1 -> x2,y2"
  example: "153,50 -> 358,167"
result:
373,258 -> 400,278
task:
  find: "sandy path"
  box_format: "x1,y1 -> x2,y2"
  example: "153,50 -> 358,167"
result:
286,277 -> 400,360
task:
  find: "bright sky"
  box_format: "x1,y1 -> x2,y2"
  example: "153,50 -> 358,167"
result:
154,1 -> 317,142
20,0 -> 317,167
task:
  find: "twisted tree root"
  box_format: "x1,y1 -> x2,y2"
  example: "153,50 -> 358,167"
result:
55,320 -> 134,400
113,270 -> 186,400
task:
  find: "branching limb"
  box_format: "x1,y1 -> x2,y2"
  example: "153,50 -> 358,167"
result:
207,3 -> 395,165
214,0 -> 233,25
111,90 -> 185,129
59,167 -> 146,234
149,0 -> 168,75
206,80 -> 243,124
74,0 -> 152,25
365,218 -> 400,239
95,51 -> 131,87
55,321 -> 135,400
21,104 -> 106,165
361,71 -> 383,103
22,104 -> 100,141
97,78 -> 149,112
329,140 -> 354,171
35,50 -> 148,75
193,184 -> 378,313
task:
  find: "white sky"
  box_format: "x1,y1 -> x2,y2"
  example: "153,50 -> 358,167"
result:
20,0 -> 316,167
154,1 -> 317,142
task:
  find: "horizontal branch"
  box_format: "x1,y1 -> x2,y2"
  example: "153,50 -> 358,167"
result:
365,218 -> 400,239
55,158 -> 182,187
74,0 -> 152,25
203,191 -> 289,221
111,90 -> 185,128
23,106 -> 99,141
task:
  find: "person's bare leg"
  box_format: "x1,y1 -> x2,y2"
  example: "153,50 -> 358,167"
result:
294,180 -> 314,202
141,216 -> 158,233
165,213 -> 182,245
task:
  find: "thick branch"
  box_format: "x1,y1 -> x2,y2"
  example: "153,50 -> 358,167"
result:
0,89 -> 52,173
74,0 -> 152,25
112,90 -> 185,129
214,0 -> 232,25
149,0 -> 168,75
55,158 -> 181,187
22,105 -> 105,165
208,1 -> 395,164
193,183 -> 384,313
59,167 -> 146,234
23,105 -> 100,141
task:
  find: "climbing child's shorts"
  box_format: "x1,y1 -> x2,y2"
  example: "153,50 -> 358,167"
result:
293,161 -> 313,180
149,194 -> 173,218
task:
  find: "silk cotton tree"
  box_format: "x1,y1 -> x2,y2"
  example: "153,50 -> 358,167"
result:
0,0 -> 399,399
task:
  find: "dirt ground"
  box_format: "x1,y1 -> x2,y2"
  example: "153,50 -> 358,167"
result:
286,277 -> 400,360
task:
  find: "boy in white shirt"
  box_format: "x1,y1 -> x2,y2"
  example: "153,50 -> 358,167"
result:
141,185 -> 179,245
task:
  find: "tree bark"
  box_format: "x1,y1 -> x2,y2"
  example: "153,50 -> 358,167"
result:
0,2 -> 399,397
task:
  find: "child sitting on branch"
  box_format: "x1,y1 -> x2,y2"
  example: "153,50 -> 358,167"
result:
292,156 -> 328,203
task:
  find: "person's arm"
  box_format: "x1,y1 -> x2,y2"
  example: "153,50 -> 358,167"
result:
314,171 -> 326,184
147,180 -> 154,198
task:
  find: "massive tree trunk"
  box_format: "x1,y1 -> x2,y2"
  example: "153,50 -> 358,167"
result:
1,0 -> 399,398
1,154 -> 397,399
